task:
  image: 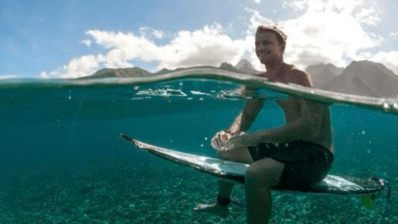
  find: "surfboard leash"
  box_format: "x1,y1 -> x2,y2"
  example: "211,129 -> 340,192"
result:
380,178 -> 392,224
230,199 -> 246,207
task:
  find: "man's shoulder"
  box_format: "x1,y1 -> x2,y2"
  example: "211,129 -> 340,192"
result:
286,64 -> 306,75
285,64 -> 312,87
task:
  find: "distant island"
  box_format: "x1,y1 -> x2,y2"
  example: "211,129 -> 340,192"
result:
78,59 -> 261,79
80,59 -> 398,99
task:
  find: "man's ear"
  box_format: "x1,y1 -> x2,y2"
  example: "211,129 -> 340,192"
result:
280,43 -> 286,52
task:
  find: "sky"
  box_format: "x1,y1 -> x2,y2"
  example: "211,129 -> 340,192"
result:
1,0 -> 398,79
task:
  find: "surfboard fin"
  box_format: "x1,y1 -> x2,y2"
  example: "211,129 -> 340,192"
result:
120,133 -> 133,142
361,194 -> 375,210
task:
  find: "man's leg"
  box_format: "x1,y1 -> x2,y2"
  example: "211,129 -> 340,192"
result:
217,145 -> 255,198
193,146 -> 254,217
245,158 -> 285,224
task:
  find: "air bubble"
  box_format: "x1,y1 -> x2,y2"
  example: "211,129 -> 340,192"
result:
362,131 -> 365,135
204,137 -> 208,140
285,143 -> 289,147
201,144 -> 204,147
367,150 -> 371,153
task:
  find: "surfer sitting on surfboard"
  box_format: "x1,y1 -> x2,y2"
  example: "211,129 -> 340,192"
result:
194,25 -> 334,224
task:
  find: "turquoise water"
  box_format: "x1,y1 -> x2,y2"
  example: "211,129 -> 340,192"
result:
0,73 -> 397,223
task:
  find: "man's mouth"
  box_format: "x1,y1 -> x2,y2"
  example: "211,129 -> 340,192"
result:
258,52 -> 270,59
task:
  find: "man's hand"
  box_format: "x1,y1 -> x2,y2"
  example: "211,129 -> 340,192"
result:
223,132 -> 257,151
210,131 -> 232,151
211,131 -> 248,151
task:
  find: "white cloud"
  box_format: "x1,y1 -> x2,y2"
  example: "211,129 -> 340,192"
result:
139,27 -> 165,39
245,8 -> 273,34
282,0 -> 381,27
251,0 -> 384,70
0,75 -> 18,79
282,0 -> 308,11
44,54 -> 103,79
282,11 -> 383,68
87,24 -> 246,69
43,24 -> 247,78
370,51 -> 398,75
64,55 -> 102,78
282,0 -> 378,17
158,24 -> 246,69
354,7 -> 380,26
39,71 -> 49,79
80,40 -> 92,47
254,0 -> 261,3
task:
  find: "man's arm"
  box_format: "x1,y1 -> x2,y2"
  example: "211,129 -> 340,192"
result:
227,85 -> 265,133
227,98 -> 265,134
210,88 -> 265,150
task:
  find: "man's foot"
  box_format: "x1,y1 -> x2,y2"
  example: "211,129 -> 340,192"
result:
193,203 -> 229,218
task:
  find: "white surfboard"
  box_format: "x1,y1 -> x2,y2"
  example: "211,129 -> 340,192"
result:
121,134 -> 385,195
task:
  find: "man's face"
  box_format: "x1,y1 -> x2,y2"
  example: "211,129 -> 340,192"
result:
255,31 -> 284,64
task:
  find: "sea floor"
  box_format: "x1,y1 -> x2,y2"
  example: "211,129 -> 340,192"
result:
0,157 -> 396,224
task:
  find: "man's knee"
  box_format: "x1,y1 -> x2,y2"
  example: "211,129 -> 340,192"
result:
245,165 -> 269,188
245,160 -> 284,188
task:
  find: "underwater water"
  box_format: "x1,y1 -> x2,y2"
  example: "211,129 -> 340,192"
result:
0,71 -> 397,224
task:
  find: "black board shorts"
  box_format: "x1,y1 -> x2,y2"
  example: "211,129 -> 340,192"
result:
248,141 -> 334,190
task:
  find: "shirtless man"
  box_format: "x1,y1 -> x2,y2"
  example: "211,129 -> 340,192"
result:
194,26 -> 334,224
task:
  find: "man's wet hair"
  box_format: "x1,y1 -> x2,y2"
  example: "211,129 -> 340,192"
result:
256,25 -> 287,45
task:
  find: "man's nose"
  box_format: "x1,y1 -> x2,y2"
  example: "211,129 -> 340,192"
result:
257,44 -> 266,51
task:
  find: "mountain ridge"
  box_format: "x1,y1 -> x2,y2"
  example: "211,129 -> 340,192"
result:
305,63 -> 344,88
322,60 -> 398,98
80,59 -> 261,80
81,59 -> 398,98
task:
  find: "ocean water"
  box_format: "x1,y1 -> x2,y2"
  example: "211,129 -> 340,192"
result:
0,71 -> 397,224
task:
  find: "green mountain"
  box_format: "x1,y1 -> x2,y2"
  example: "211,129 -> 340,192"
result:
80,60 -> 257,79
78,67 -> 152,79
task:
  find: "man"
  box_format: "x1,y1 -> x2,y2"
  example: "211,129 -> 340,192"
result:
194,25 -> 334,224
